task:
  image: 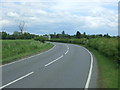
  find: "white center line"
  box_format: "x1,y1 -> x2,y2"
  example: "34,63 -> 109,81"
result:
65,50 -> 69,55
0,72 -> 34,89
45,55 -> 63,67
64,44 -> 69,55
45,44 -> 69,67
65,44 -> 69,50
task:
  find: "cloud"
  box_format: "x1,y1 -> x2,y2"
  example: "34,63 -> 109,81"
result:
83,6 -> 118,28
7,12 -> 19,17
2,0 -> 119,3
1,0 -> 118,35
0,19 -> 10,27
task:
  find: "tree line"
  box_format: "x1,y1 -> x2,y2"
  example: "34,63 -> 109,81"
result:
50,31 -> 111,39
0,30 -> 113,40
0,31 -> 39,40
0,31 -> 48,43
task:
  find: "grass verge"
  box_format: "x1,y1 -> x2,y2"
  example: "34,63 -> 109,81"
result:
2,40 -> 54,64
86,47 -> 118,88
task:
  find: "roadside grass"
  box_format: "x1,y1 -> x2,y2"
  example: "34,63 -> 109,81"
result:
86,47 -> 118,88
2,40 -> 53,64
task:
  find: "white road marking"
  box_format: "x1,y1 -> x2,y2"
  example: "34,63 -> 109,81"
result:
0,44 -> 56,68
0,72 -> 34,89
65,50 -> 69,55
45,55 -> 63,67
67,47 -> 69,50
45,44 -> 69,67
65,44 -> 69,50
82,47 -> 94,89
64,44 -> 69,55
68,44 -> 93,89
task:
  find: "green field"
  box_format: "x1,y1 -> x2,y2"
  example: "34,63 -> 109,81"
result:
2,40 -> 53,64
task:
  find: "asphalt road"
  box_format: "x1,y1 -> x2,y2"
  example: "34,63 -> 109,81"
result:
1,42 -> 98,89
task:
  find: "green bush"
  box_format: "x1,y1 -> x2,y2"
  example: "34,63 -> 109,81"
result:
34,36 -> 47,43
50,38 -> 87,45
87,38 -> 118,64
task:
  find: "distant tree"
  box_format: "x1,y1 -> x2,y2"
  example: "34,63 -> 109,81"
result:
34,36 -> 47,43
13,31 -> 21,36
76,31 -> 81,38
13,31 -> 21,39
83,32 -> 86,35
82,32 -> 87,38
19,21 -> 25,34
56,34 -> 60,38
62,31 -> 65,35
50,34 -> 56,38
2,32 -> 8,39
0,32 -> 2,39
98,34 -> 103,37
22,32 -> 31,39
90,35 -> 96,38
104,33 -> 110,38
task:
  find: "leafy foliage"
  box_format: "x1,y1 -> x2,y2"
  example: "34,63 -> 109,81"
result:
0,31 -> 39,40
34,36 -> 47,43
87,37 -> 119,64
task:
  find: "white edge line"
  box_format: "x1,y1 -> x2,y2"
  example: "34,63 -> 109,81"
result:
0,72 -> 34,89
82,47 -> 93,89
45,55 -> 63,67
68,44 -> 93,88
1,44 -> 56,67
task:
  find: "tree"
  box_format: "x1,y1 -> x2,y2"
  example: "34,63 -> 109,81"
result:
62,31 -> 65,35
19,21 -> 25,34
2,32 -> 8,39
104,33 -> 110,38
34,36 -> 47,43
82,32 -> 87,38
83,32 -> 86,35
13,31 -> 21,39
76,31 -> 81,38
13,31 -> 21,36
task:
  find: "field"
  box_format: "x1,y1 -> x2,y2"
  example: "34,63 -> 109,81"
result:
50,37 -> 119,88
2,40 -> 53,64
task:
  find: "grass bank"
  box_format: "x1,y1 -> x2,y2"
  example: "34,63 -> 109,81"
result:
2,40 -> 53,64
86,47 -> 118,88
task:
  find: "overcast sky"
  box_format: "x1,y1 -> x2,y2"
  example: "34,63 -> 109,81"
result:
0,0 -> 119,35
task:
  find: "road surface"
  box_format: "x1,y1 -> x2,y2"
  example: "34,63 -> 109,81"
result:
1,42 -> 98,89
